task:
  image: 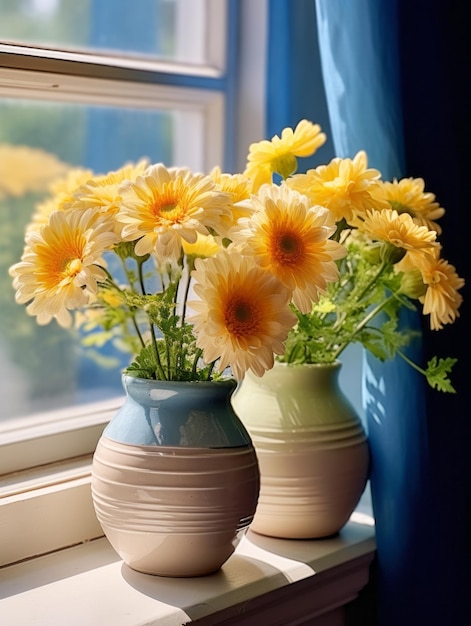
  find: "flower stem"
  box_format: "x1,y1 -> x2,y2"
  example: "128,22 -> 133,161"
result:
355,260 -> 389,302
395,347 -> 427,377
205,360 -> 217,380
181,260 -> 193,325
331,294 -> 395,361
136,257 -> 147,295
149,322 -> 167,380
101,266 -> 146,348
131,316 -> 146,349
191,348 -> 203,377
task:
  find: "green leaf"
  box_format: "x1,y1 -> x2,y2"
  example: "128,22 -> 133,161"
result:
425,357 -> 457,393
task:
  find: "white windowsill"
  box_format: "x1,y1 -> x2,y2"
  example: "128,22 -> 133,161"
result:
0,519 -> 375,626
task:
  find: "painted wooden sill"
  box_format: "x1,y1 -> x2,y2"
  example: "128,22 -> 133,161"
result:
0,519 -> 375,626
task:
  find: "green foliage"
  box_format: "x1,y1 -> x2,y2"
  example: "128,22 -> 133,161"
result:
132,328 -> 215,382
278,227 -> 459,394
73,242 -> 218,382
125,329 -> 216,382
279,232 -> 440,378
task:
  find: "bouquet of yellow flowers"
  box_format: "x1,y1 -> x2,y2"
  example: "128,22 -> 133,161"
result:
9,120 -> 464,391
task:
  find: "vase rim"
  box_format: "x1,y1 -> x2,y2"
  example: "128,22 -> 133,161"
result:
122,374 -> 237,389
272,360 -> 341,370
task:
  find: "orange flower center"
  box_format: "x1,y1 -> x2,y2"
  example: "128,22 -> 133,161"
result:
153,199 -> 185,222
271,230 -> 304,265
152,183 -> 186,223
225,298 -> 260,337
65,257 -> 83,277
39,245 -> 84,289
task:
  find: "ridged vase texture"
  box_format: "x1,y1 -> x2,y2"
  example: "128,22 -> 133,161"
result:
231,362 -> 369,539
91,376 -> 260,577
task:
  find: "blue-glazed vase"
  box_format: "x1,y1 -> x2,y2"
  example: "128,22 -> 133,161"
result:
91,375 -> 260,577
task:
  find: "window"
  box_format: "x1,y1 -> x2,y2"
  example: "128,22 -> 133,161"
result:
0,77 -> 224,427
0,0 -> 268,566
0,0 -> 218,66
0,0 -> 228,429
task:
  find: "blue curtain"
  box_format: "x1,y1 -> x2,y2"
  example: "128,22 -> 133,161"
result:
315,2 -> 436,625
266,0 -> 333,166
266,1 -> 469,624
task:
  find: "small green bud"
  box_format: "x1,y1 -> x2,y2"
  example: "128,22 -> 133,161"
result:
115,240 -> 150,263
400,269 -> 427,299
390,200 -> 414,217
361,242 -> 383,264
380,242 -> 407,265
271,154 -> 298,180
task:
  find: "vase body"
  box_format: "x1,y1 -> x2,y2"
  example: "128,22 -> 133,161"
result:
232,362 -> 369,539
91,375 -> 259,577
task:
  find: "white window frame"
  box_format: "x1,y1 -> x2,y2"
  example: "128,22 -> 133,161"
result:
0,0 -> 268,568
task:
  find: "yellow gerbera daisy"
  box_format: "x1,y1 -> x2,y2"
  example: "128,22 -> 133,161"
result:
209,166 -> 253,203
28,167 -> 95,233
182,233 -> 221,259
188,249 -> 296,380
360,208 -> 439,254
9,209 -> 117,328
403,249 -> 464,330
118,163 -> 232,261
232,184 -> 346,313
68,159 -> 149,230
49,166 -> 95,195
209,166 -> 255,227
244,119 -> 327,191
286,150 -> 389,224
380,177 -> 445,234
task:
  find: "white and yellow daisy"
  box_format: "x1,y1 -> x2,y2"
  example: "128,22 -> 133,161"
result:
61,159 -> 150,235
118,163 -> 232,261
9,208 -> 117,327
28,167 -> 95,233
209,166 -> 255,227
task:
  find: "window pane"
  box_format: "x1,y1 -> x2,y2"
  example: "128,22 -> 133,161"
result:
0,0 -> 210,65
0,97 -> 179,422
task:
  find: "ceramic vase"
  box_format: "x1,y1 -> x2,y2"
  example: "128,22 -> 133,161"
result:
91,375 -> 260,577
231,361 -> 369,539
